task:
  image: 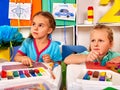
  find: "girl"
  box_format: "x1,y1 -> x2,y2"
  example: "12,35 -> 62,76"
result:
14,11 -> 62,65
64,24 -> 120,66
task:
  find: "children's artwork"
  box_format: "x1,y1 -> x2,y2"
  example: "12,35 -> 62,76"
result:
8,2 -> 31,20
53,3 -> 76,21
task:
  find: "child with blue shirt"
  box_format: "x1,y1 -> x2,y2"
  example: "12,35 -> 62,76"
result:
64,24 -> 120,66
14,11 -> 62,66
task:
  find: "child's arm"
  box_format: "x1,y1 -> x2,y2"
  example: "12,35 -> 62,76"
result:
107,56 -> 120,63
64,54 -> 88,64
64,51 -> 100,65
14,53 -> 33,66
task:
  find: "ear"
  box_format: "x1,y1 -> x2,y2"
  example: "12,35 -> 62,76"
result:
48,28 -> 53,34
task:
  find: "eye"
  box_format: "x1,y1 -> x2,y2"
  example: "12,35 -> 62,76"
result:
91,39 -> 95,42
38,24 -> 44,27
99,39 -> 104,42
32,22 -> 35,26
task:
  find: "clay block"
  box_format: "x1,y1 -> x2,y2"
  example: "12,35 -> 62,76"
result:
93,71 -> 99,78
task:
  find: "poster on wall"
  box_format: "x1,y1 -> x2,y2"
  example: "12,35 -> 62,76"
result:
8,2 -> 31,20
53,3 -> 76,21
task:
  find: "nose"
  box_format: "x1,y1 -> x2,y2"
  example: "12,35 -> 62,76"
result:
33,25 -> 38,30
94,41 -> 98,46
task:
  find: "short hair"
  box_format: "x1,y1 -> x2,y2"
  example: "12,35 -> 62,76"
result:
92,24 -> 113,42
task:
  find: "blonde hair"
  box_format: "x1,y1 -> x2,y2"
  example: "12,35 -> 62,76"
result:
92,24 -> 113,42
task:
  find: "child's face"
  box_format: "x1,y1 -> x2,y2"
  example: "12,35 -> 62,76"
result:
31,15 -> 52,39
90,29 -> 113,57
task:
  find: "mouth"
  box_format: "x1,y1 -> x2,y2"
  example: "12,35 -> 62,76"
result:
33,32 -> 38,34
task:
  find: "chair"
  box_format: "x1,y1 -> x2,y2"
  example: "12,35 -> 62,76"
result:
10,46 -> 20,61
62,45 -> 87,60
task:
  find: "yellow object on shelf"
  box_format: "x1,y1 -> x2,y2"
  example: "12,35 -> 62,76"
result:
99,0 -> 120,23
0,48 -> 10,61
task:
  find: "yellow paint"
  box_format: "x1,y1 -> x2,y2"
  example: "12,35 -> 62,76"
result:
7,71 -> 13,76
100,72 -> 106,76
38,67 -> 45,73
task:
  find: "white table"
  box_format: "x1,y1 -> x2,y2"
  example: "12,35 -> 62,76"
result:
0,62 -> 62,90
66,63 -> 120,90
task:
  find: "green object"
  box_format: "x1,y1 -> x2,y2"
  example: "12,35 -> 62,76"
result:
61,62 -> 66,88
103,87 -> 118,90
117,69 -> 120,73
13,71 -> 19,77
106,78 -> 111,82
87,75 -> 90,80
42,0 -> 76,26
38,73 -> 42,76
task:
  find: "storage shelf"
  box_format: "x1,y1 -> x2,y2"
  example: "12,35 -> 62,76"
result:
13,25 -> 75,29
77,23 -> 120,27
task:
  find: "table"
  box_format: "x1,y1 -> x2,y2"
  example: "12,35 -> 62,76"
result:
66,63 -> 120,90
0,62 -> 62,90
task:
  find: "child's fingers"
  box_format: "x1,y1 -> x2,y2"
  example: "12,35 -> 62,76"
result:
42,54 -> 51,63
87,51 -> 99,61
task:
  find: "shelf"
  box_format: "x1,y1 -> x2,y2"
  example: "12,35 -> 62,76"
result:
13,25 -> 75,29
77,23 -> 120,27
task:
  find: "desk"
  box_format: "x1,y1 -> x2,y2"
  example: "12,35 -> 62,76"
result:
67,63 -> 120,90
0,62 -> 62,90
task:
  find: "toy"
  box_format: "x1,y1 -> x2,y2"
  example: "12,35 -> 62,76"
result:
106,62 -> 120,74
87,6 -> 94,23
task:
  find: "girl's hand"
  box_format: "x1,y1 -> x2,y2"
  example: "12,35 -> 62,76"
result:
42,54 -> 52,63
21,56 -> 33,65
86,51 -> 99,62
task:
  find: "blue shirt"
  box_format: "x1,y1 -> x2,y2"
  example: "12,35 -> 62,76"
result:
18,38 -> 62,62
80,51 -> 120,66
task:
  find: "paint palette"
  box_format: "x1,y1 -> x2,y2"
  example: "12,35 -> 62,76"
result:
0,62 -> 55,80
0,67 -> 51,80
77,70 -> 112,82
0,62 -> 56,89
76,69 -> 114,88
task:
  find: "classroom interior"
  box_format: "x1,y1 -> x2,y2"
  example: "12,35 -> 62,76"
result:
0,0 -> 120,90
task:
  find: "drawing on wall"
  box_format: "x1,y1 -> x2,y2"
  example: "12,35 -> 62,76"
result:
8,2 -> 31,20
53,3 -> 76,21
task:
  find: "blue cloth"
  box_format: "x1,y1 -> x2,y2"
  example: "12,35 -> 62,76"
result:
0,0 -> 10,25
0,25 -> 23,43
18,38 -> 62,62
62,45 -> 87,60
80,51 -> 120,66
